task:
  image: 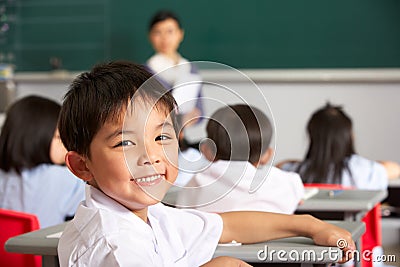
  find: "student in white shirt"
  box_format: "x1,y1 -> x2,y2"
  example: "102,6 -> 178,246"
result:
0,96 -> 85,228
278,103 -> 400,190
176,104 -> 304,214
57,61 -> 355,266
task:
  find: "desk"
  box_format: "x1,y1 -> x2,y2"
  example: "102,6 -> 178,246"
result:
389,178 -> 400,188
5,222 -> 65,267
215,221 -> 365,266
296,189 -> 387,221
296,189 -> 386,267
5,221 -> 364,267
164,189 -> 387,222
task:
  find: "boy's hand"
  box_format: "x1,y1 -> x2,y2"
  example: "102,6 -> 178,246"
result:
201,256 -> 252,267
310,220 -> 356,263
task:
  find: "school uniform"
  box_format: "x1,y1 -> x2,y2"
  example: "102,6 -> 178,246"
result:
58,185 -> 223,267
175,147 -> 209,187
281,154 -> 388,190
0,164 -> 85,228
176,160 -> 304,214
146,53 -> 203,115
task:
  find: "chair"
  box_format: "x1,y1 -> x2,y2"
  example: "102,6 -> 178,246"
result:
0,209 -> 42,267
304,184 -> 382,267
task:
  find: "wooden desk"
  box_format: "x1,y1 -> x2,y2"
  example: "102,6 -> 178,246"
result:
5,221 -> 364,267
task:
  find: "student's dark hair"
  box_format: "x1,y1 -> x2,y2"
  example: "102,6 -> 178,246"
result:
58,60 -> 177,158
297,103 -> 355,184
206,104 -> 272,165
149,10 -> 182,31
0,95 -> 61,174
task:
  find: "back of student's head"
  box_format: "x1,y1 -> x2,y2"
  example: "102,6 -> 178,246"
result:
0,95 -> 61,174
206,104 -> 272,165
148,10 -> 181,31
300,103 -> 355,184
58,60 -> 177,158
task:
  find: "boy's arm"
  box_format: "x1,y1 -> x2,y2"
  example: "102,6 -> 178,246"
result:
219,212 -> 355,263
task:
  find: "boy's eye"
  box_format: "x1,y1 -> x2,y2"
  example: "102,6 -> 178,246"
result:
155,135 -> 171,141
114,140 -> 135,147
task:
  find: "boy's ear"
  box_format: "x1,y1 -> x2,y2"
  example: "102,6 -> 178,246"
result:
65,151 -> 93,182
257,148 -> 274,166
200,140 -> 217,162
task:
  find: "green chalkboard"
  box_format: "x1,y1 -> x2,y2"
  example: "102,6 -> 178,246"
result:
3,0 -> 400,71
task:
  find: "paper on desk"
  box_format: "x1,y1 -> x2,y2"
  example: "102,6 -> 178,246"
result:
217,240 -> 242,247
303,187 -> 319,200
46,231 -> 63,238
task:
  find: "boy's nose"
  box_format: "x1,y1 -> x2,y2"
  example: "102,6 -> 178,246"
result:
138,146 -> 162,166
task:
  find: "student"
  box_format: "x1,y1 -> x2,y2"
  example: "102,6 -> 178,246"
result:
57,61 -> 355,266
146,10 -> 203,128
278,103 -> 400,189
0,96 -> 85,228
176,104 -> 304,214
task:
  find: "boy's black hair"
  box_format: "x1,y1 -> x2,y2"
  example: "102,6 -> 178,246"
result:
297,102 -> 355,184
0,95 -> 61,174
206,104 -> 273,165
149,10 -> 182,31
58,61 -> 177,158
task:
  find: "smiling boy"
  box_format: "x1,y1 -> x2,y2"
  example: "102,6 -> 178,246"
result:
57,61 -> 355,266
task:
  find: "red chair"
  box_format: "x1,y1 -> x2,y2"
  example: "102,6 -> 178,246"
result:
304,184 -> 382,267
0,209 -> 42,267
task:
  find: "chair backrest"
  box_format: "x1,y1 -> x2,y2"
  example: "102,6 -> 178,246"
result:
0,209 -> 42,267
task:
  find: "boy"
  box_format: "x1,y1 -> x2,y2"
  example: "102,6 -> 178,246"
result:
57,61 -> 354,266
176,104 -> 304,214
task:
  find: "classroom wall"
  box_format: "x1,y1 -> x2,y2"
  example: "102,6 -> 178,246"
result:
10,70 -> 400,164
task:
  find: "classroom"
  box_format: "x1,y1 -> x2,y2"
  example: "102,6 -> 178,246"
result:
1,1 -> 399,266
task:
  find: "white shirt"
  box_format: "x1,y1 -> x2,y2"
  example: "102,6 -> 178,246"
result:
176,160 -> 304,214
0,164 -> 85,228
147,53 -> 202,114
58,185 -> 223,267
175,147 -> 210,187
281,154 -> 388,190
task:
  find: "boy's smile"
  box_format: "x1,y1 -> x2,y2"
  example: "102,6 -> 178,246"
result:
82,99 -> 179,216
130,174 -> 165,186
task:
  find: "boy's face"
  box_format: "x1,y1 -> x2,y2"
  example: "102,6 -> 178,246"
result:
84,101 -> 179,212
149,18 -> 184,56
